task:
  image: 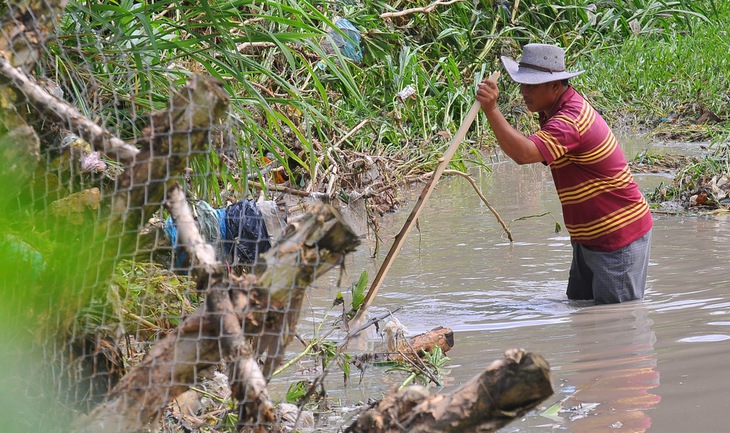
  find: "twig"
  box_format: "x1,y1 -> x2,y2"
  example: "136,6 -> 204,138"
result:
123,311 -> 161,332
511,0 -> 520,23
338,308 -> 402,349
334,119 -> 371,148
326,166 -> 338,197
236,41 -> 277,52
395,346 -> 441,387
509,212 -> 563,233
250,182 -> 328,199
251,175 -> 400,206
247,81 -> 277,97
380,0 -> 465,19
443,169 -> 513,242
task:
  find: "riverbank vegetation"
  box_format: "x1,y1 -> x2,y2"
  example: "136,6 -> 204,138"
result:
50,0 -> 729,216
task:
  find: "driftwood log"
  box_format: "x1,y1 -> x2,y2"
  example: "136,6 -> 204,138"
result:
346,349 -> 553,433
392,326 -> 454,362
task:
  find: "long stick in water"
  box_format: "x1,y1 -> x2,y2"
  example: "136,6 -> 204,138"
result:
350,71 -> 500,327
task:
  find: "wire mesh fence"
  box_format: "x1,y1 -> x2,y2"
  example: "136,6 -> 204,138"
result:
0,2 -> 560,432
0,2 -> 370,432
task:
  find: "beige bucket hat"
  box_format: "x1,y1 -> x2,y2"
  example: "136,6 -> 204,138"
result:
501,43 -> 584,85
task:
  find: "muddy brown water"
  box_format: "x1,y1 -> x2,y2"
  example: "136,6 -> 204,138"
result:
276,137 -> 730,432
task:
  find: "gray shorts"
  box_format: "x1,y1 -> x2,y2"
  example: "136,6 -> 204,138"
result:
566,229 -> 652,304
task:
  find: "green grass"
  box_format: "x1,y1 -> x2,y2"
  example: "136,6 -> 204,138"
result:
577,3 -> 729,135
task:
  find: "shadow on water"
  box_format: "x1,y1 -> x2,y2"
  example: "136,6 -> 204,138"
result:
290,136 -> 730,432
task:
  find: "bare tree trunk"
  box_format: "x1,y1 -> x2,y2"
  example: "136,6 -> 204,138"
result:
346,349 -> 553,433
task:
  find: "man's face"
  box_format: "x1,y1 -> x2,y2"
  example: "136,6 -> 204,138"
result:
520,81 -> 560,114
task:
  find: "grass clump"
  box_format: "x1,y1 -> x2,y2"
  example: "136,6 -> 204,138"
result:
577,2 -> 729,140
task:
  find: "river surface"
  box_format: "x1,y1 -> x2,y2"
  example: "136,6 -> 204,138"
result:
278,137 -> 730,432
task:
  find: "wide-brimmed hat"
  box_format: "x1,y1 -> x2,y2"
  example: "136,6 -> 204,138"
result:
501,43 -> 584,85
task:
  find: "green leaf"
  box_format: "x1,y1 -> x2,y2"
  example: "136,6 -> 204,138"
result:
351,270 -> 368,311
333,291 -> 345,306
285,380 -> 309,404
340,354 -> 351,386
541,401 -> 562,417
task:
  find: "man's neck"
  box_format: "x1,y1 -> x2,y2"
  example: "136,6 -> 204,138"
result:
542,84 -> 570,118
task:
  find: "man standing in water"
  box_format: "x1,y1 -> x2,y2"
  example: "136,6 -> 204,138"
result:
476,43 -> 653,304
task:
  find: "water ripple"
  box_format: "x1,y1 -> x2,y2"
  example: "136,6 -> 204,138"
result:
678,334 -> 730,343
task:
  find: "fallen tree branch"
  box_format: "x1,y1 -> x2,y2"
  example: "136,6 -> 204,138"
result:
443,169 -> 513,242
392,326 -> 454,362
251,182 -> 330,199
166,184 -> 220,276
256,205 -> 361,378
205,276 -> 275,431
78,204 -> 360,431
345,349 -> 553,433
0,54 -> 139,162
335,119 -> 371,148
350,325 -> 454,368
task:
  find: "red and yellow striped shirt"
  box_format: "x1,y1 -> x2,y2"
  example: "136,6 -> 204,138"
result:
529,87 -> 653,251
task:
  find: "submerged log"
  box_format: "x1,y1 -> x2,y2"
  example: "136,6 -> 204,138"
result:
346,349 -> 553,433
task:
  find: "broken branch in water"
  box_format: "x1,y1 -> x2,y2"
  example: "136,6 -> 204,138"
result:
509,212 -> 563,233
443,169 -> 514,242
